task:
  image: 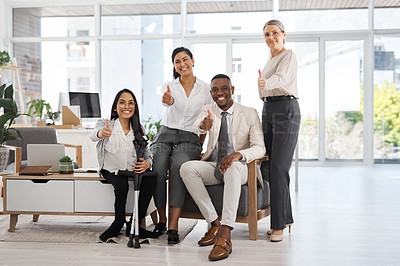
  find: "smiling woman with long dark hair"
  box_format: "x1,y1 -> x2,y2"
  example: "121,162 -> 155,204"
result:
150,47 -> 213,244
90,88 -> 157,242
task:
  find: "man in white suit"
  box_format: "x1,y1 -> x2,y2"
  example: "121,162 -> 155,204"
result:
180,74 -> 265,261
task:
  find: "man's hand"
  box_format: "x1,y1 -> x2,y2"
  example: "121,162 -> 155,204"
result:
162,85 -> 174,105
132,158 -> 151,174
200,110 -> 213,131
218,152 -> 243,174
258,69 -> 266,90
99,119 -> 112,139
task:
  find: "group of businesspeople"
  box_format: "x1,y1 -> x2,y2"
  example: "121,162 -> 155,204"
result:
90,19 -> 301,261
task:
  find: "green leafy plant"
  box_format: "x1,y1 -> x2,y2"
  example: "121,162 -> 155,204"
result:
0,51 -> 11,66
46,110 -> 61,125
59,155 -> 73,162
144,117 -> 162,142
26,99 -> 52,121
0,83 -> 24,146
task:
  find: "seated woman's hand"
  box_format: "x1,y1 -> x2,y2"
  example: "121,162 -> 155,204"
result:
99,119 -> 112,138
132,158 -> 151,174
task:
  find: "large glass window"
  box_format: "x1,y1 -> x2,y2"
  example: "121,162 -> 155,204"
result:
232,43 -> 266,113
373,36 -> 400,162
101,5 -> 180,35
279,9 -> 368,32
287,42 -> 319,160
44,40 -> 95,110
325,40 -> 364,159
13,6 -> 94,37
375,8 -> 400,30
232,41 -> 319,160
13,42 -> 42,123
187,12 -> 272,34
189,43 -> 227,85
102,39 -> 178,121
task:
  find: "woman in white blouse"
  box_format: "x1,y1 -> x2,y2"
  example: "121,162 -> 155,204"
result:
257,20 -> 301,242
151,47 -> 213,244
91,89 -> 157,242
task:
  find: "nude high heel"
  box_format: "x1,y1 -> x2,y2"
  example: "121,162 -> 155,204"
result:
267,224 -> 293,235
270,232 -> 283,242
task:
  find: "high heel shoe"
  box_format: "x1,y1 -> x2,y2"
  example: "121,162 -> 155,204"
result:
270,232 -> 283,242
266,224 -> 293,235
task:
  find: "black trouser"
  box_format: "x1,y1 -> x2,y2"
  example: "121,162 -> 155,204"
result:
100,169 -> 157,224
262,98 -> 301,230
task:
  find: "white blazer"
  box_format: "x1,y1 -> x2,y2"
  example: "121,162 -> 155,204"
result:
193,102 -> 266,188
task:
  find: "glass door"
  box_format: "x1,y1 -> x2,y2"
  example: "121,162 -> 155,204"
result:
325,40 -> 364,160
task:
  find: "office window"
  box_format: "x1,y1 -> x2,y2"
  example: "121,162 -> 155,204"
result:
101,39 -> 178,120
375,8 -> 400,30
187,12 -> 272,34
13,6 -> 94,38
279,9 -> 368,32
41,41 -> 95,115
325,40 -> 364,159
374,36 -> 400,162
101,4 -> 180,35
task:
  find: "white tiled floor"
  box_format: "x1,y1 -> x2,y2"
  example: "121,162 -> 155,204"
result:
1,165 -> 400,265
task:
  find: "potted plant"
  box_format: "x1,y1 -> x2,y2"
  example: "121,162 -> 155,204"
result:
144,117 -> 162,142
26,99 -> 51,126
46,110 -> 61,125
0,82 -> 24,171
0,50 -> 11,66
58,155 -> 74,174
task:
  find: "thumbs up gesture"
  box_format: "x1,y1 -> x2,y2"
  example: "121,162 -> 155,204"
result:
258,69 -> 266,90
200,109 -> 213,131
99,119 -> 112,139
162,85 -> 174,105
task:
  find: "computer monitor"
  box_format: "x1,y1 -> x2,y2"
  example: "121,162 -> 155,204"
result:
69,92 -> 101,118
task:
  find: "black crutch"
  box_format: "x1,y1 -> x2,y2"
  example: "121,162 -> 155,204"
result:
118,169 -> 142,248
118,116 -> 149,248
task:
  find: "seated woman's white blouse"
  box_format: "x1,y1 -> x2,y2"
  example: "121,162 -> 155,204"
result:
161,77 -> 213,132
103,119 -> 138,173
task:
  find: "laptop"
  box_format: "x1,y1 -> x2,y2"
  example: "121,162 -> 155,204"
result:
27,144 -> 66,173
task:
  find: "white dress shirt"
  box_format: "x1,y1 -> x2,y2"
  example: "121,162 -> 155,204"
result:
208,104 -> 235,161
161,77 -> 213,132
103,119 -> 143,173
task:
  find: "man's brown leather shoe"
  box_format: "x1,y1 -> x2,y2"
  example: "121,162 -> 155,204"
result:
198,225 -> 221,246
208,237 -> 232,261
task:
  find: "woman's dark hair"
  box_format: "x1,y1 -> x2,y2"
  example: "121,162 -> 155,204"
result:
171,47 -> 193,79
110,88 -> 144,136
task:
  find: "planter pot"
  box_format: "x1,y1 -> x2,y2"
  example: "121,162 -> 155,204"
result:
0,146 -> 10,172
37,121 -> 46,127
59,162 -> 74,174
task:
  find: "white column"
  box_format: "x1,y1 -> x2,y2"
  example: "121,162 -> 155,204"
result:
181,0 -> 187,45
318,39 -> 326,162
363,0 -> 374,165
273,0 -> 279,18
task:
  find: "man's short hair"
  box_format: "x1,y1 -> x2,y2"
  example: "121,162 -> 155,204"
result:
211,74 -> 231,82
